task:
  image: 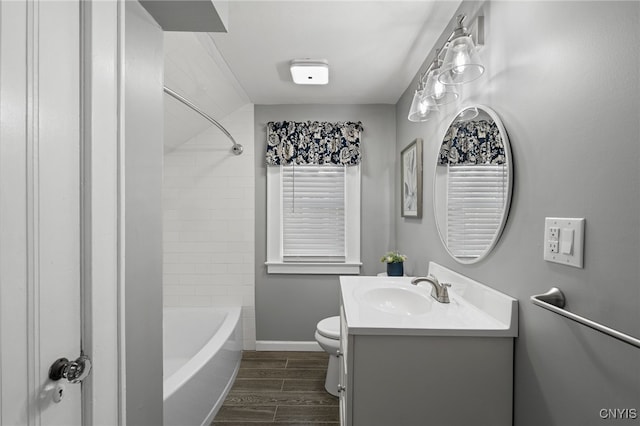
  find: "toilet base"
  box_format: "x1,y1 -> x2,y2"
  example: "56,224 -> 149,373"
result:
324,353 -> 339,397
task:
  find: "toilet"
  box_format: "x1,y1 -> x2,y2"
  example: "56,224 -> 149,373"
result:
314,316 -> 341,397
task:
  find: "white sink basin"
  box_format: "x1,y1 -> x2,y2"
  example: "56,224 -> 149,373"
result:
340,262 -> 518,337
359,287 -> 432,316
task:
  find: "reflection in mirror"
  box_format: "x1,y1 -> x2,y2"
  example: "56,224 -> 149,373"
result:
433,106 -> 512,264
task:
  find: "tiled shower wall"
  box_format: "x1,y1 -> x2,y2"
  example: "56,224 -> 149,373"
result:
163,103 -> 256,349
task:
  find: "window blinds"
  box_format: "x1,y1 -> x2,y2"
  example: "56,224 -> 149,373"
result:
282,165 -> 346,261
446,164 -> 507,258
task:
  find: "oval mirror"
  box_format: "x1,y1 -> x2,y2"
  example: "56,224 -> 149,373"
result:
433,105 -> 513,264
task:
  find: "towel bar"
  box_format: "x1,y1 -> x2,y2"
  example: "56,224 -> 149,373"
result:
531,288 -> 640,349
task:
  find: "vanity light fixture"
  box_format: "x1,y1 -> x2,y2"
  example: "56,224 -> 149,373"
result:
407,88 -> 438,122
408,49 -> 457,122
423,49 -> 459,106
438,15 -> 485,85
407,14 -> 484,122
290,59 -> 329,85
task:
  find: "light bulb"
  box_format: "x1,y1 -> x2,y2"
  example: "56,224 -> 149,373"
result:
452,46 -> 471,74
423,67 -> 458,106
408,89 -> 438,122
433,79 -> 445,99
418,98 -> 429,115
438,35 -> 485,85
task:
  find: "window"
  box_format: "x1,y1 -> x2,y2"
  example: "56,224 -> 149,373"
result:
446,164 -> 508,259
266,164 -> 361,274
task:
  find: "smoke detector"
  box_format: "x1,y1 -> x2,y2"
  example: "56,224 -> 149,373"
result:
290,59 -> 329,85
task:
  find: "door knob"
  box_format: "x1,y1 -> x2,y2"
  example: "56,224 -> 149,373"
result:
49,355 -> 92,384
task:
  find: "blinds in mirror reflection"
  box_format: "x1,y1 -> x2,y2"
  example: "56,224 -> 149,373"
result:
446,164 -> 508,259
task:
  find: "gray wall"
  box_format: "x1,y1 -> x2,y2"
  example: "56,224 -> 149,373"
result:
395,1 -> 640,425
255,104 -> 396,341
125,2 -> 164,424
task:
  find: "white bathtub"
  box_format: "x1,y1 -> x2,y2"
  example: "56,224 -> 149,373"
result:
163,306 -> 243,426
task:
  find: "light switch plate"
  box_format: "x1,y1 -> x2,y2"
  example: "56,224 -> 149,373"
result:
544,217 -> 585,268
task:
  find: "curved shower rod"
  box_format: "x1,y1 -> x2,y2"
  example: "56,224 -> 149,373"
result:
163,86 -> 243,156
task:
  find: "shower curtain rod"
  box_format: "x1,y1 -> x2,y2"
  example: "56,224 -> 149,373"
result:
163,86 -> 243,156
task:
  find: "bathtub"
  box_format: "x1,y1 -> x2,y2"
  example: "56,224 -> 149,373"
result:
163,306 -> 243,426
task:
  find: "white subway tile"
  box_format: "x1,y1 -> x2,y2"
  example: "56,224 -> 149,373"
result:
163,175 -> 202,188
241,306 -> 255,319
164,285 -> 195,296
176,209 -> 212,221
164,210 -> 179,220
181,188 -> 216,200
163,274 -> 181,285
242,324 -> 256,343
178,295 -> 213,307
217,274 -> 253,286
228,286 -> 254,297
242,323 -> 256,340
163,253 -> 191,264
163,189 -> 181,199
163,263 -> 198,274
177,221 -> 225,233
162,105 -> 255,309
209,253 -> 246,264
227,242 -> 253,252
164,231 -> 181,242
163,165 -> 190,177
193,263 -> 228,274
180,274 -> 215,285
164,242 -> 227,253
226,265 -> 253,275
179,231 -> 214,242
193,286 -> 229,296
163,155 -> 196,167
163,295 -> 182,307
227,176 -> 255,188
242,294 -> 255,306
162,198 -> 185,210
209,295 -> 243,306
163,223 -> 182,232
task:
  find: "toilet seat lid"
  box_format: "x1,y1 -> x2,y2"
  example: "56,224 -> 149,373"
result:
317,316 -> 340,339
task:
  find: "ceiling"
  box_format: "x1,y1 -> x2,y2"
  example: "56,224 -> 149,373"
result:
163,1 -> 462,148
164,31 -> 250,150
209,1 -> 462,105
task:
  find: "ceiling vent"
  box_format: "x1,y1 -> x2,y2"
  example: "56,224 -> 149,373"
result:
290,59 -> 329,85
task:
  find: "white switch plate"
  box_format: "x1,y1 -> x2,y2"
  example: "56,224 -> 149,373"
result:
544,217 -> 585,268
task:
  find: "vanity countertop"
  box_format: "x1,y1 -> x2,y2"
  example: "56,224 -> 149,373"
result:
339,262 -> 518,337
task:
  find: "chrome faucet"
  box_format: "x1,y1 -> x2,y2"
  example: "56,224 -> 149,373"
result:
411,275 -> 451,303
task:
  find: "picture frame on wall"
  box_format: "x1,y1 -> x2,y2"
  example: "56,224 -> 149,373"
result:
401,138 -> 423,218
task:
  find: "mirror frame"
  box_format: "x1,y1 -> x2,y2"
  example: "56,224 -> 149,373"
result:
433,105 -> 513,264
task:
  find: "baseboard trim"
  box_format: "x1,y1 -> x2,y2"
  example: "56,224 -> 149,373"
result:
255,340 -> 323,352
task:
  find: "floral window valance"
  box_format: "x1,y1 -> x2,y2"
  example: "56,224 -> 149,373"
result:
438,120 -> 505,165
266,121 -> 363,166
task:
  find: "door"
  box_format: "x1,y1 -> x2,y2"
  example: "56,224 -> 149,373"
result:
1,0 -> 87,424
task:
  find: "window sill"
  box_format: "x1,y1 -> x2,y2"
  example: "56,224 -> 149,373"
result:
265,262 -> 362,275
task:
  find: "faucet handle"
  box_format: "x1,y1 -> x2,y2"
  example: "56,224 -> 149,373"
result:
438,283 -> 452,303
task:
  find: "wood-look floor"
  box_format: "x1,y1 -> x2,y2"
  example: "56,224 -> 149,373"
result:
212,351 -> 339,425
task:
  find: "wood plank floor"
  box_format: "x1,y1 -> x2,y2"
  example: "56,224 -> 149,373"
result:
212,351 -> 339,425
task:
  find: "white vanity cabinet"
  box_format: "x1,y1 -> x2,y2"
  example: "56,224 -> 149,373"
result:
338,305 -> 350,426
338,263 -> 518,426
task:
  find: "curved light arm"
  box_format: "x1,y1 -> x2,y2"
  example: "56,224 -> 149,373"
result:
163,86 -> 243,155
